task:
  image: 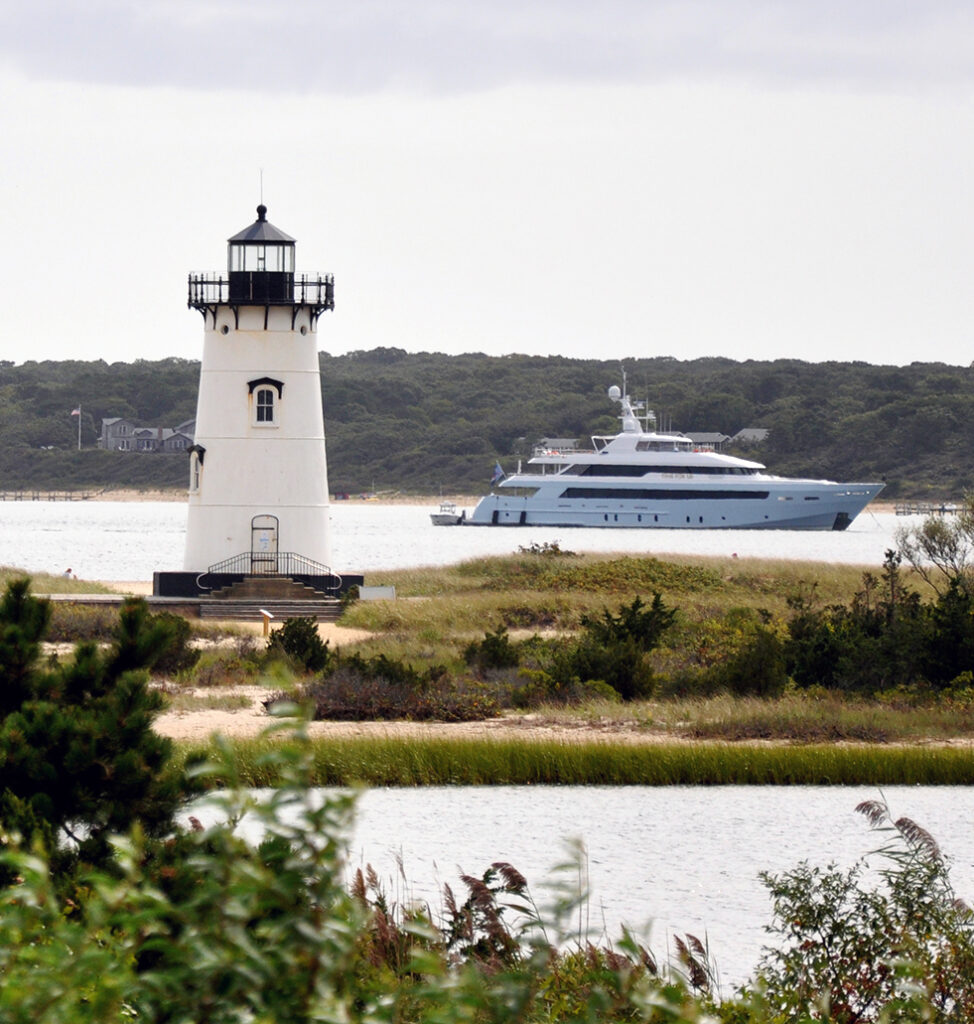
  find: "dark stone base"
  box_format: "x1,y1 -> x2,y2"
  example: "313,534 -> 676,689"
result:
153,571 -> 364,598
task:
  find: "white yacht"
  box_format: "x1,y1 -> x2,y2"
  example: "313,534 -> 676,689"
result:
466,386 -> 883,530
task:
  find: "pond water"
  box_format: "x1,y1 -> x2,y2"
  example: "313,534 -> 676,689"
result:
187,783 -> 974,992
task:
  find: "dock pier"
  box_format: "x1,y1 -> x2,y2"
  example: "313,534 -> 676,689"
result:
0,491 -> 93,502
894,501 -> 959,516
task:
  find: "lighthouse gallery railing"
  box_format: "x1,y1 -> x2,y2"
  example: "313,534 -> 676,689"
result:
187,273 -> 335,309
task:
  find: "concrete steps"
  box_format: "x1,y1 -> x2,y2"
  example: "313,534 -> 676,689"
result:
200,575 -> 342,622
207,576 -> 330,601
199,600 -> 341,622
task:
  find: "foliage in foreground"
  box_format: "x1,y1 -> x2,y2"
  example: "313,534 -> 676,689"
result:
0,727 -> 704,1024
0,579 -> 190,877
2,723 -> 974,1022
756,799 -> 974,1023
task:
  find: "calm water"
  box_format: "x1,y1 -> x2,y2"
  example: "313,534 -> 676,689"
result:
188,784 -> 974,991
0,499 -> 911,581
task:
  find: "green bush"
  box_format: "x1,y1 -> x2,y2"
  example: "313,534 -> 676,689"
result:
755,799 -> 974,1023
511,669 -> 620,709
579,594 -> 677,650
785,553 -> 929,693
147,611 -> 200,677
464,625 -> 521,675
700,620 -> 789,698
267,615 -> 334,673
46,602 -> 120,642
538,595 -> 677,702
289,666 -> 500,723
0,580 -> 189,878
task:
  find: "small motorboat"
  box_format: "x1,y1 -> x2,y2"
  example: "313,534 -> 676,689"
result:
430,501 -> 465,526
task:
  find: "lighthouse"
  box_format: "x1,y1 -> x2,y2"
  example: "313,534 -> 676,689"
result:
181,204 -> 335,581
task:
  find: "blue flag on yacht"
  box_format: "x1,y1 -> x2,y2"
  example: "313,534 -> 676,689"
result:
490,462 -> 505,485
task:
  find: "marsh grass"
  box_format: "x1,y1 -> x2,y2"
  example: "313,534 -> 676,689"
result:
171,733 -> 974,787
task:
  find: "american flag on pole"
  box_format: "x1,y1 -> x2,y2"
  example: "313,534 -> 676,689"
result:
70,408 -> 81,416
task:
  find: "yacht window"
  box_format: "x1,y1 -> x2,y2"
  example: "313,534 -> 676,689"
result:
560,487 -> 771,501
576,464 -> 759,477
635,439 -> 690,452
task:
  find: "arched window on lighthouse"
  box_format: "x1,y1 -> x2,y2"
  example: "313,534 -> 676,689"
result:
248,377 -> 284,427
256,388 -> 274,423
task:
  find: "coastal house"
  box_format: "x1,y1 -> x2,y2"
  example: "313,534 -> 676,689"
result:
99,418 -> 196,453
684,431 -> 731,452
98,417 -> 137,451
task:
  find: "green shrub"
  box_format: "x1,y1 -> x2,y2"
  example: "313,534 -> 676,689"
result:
0,581 -> 189,878
184,649 -> 262,688
579,594 -> 677,650
279,667 -> 500,722
147,611 -> 200,677
537,595 -> 677,702
511,669 -> 620,709
556,635 -> 657,702
756,799 -> 974,1022
700,620 -> 789,698
267,616 -> 334,673
464,625 -> 521,675
46,602 -> 120,642
339,583 -> 360,612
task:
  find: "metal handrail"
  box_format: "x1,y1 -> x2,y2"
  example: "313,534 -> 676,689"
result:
187,273 -> 335,309
194,553 -> 343,596
205,551 -> 336,576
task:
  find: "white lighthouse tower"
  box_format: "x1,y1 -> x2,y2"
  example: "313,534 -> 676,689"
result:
182,204 -> 335,580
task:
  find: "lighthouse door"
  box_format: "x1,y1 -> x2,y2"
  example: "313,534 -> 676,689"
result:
250,515 -> 279,574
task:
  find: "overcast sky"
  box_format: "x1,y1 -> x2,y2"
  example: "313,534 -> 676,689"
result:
3,1 -> 974,368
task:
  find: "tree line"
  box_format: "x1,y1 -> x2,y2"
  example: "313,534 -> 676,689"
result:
1,350 -> 972,497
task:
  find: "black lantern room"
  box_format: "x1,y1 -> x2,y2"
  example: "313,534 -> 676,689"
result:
188,204 -> 334,321
227,204 -> 296,304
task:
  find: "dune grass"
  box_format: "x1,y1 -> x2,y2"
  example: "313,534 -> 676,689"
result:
0,566 -> 114,595
340,552 -> 909,646
521,692 -> 974,743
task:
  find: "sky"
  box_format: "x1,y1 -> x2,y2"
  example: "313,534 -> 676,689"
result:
2,1 -> 974,368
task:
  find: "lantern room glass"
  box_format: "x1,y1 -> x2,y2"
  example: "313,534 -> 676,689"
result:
228,243 -> 295,274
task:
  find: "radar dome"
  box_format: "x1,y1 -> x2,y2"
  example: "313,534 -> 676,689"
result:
607,385 -> 621,399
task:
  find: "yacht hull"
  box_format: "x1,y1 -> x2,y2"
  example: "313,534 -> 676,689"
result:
466,483 -> 883,530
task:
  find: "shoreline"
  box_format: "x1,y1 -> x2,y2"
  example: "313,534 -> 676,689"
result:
86,489 -> 482,505
49,489 -> 906,517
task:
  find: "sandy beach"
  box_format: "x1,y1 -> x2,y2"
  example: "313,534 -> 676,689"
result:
147,618 -> 677,745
